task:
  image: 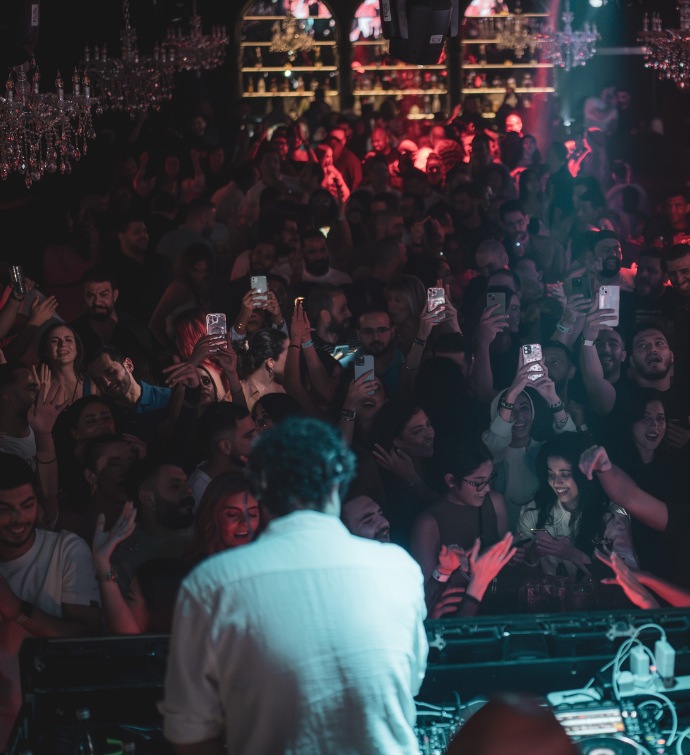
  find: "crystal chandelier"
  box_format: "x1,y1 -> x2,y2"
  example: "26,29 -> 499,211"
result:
0,61 -> 98,188
81,0 -> 174,116
270,0 -> 315,57
535,0 -> 599,71
163,0 -> 229,73
639,1 -> 690,89
487,3 -> 538,61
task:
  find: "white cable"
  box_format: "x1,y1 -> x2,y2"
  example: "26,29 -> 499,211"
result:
634,691 -> 678,746
676,725 -> 690,755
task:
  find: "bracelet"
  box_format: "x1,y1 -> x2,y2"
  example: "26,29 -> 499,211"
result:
274,320 -> 285,329
341,408 -> 357,420
414,337 -> 426,347
96,567 -> 118,583
302,339 -> 314,349
235,322 -> 245,330
15,600 -> 35,624
554,414 -> 570,430
556,321 -> 571,334
288,344 -> 300,350
36,457 -> 57,465
432,569 -> 451,583
548,400 -> 566,413
577,423 -> 589,433
498,398 -> 514,411
462,593 -> 481,606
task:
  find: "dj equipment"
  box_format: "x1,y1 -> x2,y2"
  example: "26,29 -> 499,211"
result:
9,635 -> 171,755
416,607 -> 690,754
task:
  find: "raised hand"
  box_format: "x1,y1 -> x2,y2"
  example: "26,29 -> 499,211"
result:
598,551 -> 659,609
372,443 -> 416,484
578,445 -> 612,480
163,359 -> 200,390
478,303 -> 509,345
92,500 -> 137,573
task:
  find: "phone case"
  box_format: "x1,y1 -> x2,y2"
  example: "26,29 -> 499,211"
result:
598,285 -> 620,326
206,313 -> 227,336
427,287 -> 445,313
486,291 -> 506,315
354,354 -> 375,382
521,344 -> 543,381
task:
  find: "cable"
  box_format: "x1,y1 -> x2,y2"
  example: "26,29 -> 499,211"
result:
676,725 -> 690,755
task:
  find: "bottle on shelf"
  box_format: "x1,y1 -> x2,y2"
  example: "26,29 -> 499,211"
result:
257,76 -> 266,93
73,708 -> 99,754
255,48 -> 263,68
247,76 -> 255,93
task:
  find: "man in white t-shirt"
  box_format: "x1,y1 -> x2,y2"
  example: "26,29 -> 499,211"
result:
0,453 -> 100,750
163,418 -> 427,754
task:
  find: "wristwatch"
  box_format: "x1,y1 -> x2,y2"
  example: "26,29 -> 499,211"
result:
581,337 -> 595,347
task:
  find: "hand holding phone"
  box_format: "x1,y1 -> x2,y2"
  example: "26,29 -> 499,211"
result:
521,344 -> 543,382
597,285 -> 620,327
251,275 -> 268,303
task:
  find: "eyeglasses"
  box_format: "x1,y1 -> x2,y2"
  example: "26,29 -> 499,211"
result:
359,326 -> 392,336
462,472 -> 497,491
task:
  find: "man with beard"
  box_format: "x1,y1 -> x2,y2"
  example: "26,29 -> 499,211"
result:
355,309 -> 404,399
664,243 -> 690,382
291,229 -> 352,296
86,345 -> 172,449
619,248 -> 676,343
582,321 -> 690,448
499,200 -> 566,281
110,459 -> 196,591
341,495 -> 391,542
305,283 -> 357,360
0,363 -> 40,468
590,230 -> 635,292
71,267 -> 150,372
0,453 -> 100,750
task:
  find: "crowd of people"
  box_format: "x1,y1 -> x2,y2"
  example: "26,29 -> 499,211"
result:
2,82 -> 690,751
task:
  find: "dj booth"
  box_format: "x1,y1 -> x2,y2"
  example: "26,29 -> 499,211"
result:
8,607 -> 690,754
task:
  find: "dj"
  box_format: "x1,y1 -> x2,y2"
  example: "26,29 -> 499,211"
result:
162,418 -> 428,754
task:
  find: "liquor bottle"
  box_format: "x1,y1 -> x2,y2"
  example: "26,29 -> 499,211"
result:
73,708 -> 99,754
255,48 -> 263,67
247,76 -> 255,93
257,76 -> 266,93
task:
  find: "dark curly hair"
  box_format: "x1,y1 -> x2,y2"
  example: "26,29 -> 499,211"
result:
247,418 -> 357,517
237,328 -> 288,380
532,432 -> 610,556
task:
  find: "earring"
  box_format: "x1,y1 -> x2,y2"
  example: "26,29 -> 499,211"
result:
266,363 -> 275,380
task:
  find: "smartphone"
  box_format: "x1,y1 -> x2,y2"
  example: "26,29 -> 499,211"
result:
206,312 -> 227,337
9,265 -> 25,296
566,275 -> 593,300
294,296 -> 305,307
521,343 -> 543,382
597,285 -> 620,327
251,275 -> 268,302
530,528 -> 550,535
354,353 -> 375,384
427,287 -> 446,314
486,291 -> 506,315
514,536 -> 533,548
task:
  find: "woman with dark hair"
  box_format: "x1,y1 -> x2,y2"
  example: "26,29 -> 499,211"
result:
411,440 -> 508,581
518,433 -> 636,578
518,166 -> 547,224
252,392 -> 303,434
193,472 -> 263,558
372,399 -> 437,548
237,328 -> 290,411
605,390 -> 675,578
149,243 -> 214,349
38,322 -> 94,404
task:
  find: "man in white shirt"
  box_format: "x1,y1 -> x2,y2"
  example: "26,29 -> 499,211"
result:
0,453 -> 100,749
163,418 -> 427,754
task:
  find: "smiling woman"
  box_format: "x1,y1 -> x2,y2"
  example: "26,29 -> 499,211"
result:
38,322 -> 93,405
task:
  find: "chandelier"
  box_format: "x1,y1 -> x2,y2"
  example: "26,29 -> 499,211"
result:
270,1 -> 315,57
163,1 -> 229,73
0,61 -> 98,188
535,0 -> 599,71
487,3 -> 538,61
639,1 -> 690,89
81,0 -> 174,116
